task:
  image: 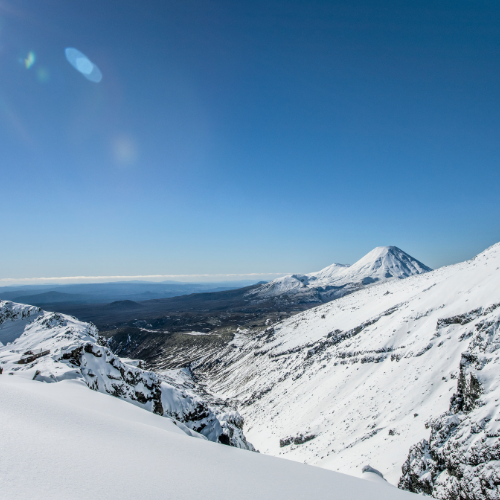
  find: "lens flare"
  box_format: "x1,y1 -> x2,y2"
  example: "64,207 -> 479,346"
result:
111,135 -> 138,165
64,47 -> 102,83
24,51 -> 35,69
36,67 -> 49,83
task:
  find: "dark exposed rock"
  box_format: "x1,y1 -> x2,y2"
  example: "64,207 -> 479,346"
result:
17,349 -> 50,364
280,434 -> 316,447
218,434 -> 231,445
61,346 -> 83,366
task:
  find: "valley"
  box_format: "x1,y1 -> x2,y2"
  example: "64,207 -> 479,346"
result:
42,285 -> 309,369
39,246 -> 431,370
4,243 -> 500,498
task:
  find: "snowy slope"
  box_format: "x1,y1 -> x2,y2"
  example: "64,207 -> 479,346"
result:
247,246 -> 431,303
0,301 -> 250,446
0,376 -> 415,500
194,242 -> 500,494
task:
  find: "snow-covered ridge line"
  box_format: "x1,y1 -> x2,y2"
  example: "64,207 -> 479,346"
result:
0,300 -> 253,448
247,245 -> 431,304
0,301 -> 40,325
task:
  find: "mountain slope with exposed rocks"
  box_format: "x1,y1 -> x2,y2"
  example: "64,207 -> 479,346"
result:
187,242 -> 500,498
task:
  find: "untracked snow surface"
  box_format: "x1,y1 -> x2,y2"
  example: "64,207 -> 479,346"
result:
0,376 -> 415,499
194,242 -> 500,496
247,246 -> 431,303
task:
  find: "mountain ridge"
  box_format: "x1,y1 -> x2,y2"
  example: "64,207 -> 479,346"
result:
189,241 -> 500,498
0,300 -> 254,450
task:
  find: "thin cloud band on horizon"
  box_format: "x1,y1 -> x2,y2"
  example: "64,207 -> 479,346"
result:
0,272 -> 291,283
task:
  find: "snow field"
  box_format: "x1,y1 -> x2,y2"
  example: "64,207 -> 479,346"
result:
0,376 -> 414,500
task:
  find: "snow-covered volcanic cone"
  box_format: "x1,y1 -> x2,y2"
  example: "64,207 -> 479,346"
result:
247,246 -> 431,303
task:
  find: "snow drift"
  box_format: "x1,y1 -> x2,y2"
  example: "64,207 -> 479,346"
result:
0,375 -> 415,499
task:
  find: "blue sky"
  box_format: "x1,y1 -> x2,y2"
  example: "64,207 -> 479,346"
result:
1,0 -> 500,282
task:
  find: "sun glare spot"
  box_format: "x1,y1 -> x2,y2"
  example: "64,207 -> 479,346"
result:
65,47 -> 102,83
36,67 -> 49,83
111,135 -> 138,165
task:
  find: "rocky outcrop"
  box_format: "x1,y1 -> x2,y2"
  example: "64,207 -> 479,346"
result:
399,306 -> 500,499
280,434 -> 316,447
159,367 -> 255,450
0,301 -> 253,447
218,411 -> 256,450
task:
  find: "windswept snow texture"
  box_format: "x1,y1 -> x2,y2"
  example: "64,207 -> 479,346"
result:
247,246 -> 431,303
0,301 -> 251,447
194,243 -> 500,489
0,377 -> 414,500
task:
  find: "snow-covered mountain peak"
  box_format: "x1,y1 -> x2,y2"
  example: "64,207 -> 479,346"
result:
341,246 -> 431,284
248,245 -> 431,303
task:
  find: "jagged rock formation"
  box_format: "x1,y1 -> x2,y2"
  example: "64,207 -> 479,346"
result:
399,303 -> 500,499
0,300 -> 253,448
160,366 -> 256,451
218,411 -> 256,449
0,301 -> 42,345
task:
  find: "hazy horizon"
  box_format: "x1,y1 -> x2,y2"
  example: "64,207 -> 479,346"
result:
0,274 -> 282,286
0,240 -> 492,286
